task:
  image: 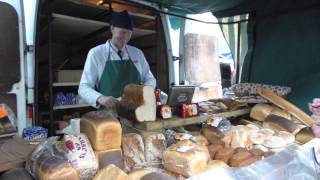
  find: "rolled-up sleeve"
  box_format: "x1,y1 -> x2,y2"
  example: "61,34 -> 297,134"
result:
139,50 -> 156,88
78,50 -> 103,108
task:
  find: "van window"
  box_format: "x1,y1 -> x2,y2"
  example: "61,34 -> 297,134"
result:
0,2 -> 20,117
0,2 -> 20,93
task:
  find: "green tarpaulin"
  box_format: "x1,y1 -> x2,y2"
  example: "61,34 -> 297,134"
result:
143,0 -> 320,113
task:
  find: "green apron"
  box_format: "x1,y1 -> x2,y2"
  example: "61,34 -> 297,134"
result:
99,42 -> 141,97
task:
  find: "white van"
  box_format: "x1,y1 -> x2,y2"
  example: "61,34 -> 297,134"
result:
0,0 -> 228,136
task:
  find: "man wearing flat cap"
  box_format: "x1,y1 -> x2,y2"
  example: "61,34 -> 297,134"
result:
79,11 -> 156,109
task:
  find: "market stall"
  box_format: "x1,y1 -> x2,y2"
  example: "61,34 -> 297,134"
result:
1,83 -> 319,180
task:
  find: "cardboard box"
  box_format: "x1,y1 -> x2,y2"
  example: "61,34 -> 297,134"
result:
56,70 -> 83,82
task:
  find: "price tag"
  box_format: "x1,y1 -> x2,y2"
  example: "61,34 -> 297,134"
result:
211,117 -> 223,127
176,145 -> 193,153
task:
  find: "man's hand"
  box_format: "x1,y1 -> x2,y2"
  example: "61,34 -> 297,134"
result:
97,96 -> 119,109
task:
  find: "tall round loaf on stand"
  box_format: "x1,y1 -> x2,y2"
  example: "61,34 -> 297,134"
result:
80,111 -> 122,151
118,84 -> 156,122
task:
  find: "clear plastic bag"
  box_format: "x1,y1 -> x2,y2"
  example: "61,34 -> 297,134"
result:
0,103 -> 17,133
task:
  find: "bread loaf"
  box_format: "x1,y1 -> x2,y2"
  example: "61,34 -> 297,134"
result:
118,84 -> 156,122
201,126 -> 224,144
36,155 -> 80,180
229,151 -> 252,167
193,134 -> 209,146
63,134 -> 98,179
270,108 -> 291,120
295,127 -> 315,144
214,147 -> 234,163
95,149 -> 124,170
122,133 -> 146,171
208,144 -> 224,159
250,104 -> 274,121
234,147 -> 248,153
230,129 -> 249,148
230,156 -> 259,167
142,132 -> 167,167
163,144 -> 210,177
81,111 -> 122,150
140,172 -> 176,180
221,130 -> 233,147
93,164 -> 128,180
128,169 -> 154,180
249,148 -> 264,157
263,114 -> 300,134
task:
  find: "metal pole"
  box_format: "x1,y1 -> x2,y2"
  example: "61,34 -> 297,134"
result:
48,13 -> 54,136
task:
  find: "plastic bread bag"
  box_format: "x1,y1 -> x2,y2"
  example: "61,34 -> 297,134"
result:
25,136 -> 60,178
63,133 -> 98,180
189,139 -> 320,180
0,103 -> 17,133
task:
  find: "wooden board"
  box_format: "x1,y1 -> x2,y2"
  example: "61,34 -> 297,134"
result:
121,108 -> 251,131
258,88 -> 315,126
0,137 -> 35,172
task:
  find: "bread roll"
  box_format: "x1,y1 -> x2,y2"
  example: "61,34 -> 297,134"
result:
249,133 -> 266,145
122,133 -> 146,171
81,111 -> 122,150
245,124 -> 260,134
214,148 -> 235,163
95,149 -> 124,170
258,128 -> 275,137
163,144 -> 210,177
93,164 -> 128,180
277,131 -> 295,144
250,104 -> 274,121
295,127 -> 315,144
263,114 -> 300,134
263,136 -> 287,148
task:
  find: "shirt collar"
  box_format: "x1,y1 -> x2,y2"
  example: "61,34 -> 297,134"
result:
107,39 -> 126,52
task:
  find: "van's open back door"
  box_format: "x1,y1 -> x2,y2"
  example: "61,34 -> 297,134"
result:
0,0 -> 27,136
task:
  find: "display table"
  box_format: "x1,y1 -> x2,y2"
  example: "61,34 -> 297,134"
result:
120,108 -> 251,132
0,136 -> 35,172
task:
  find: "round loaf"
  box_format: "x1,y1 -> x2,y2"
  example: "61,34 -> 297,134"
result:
277,131 -> 295,144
